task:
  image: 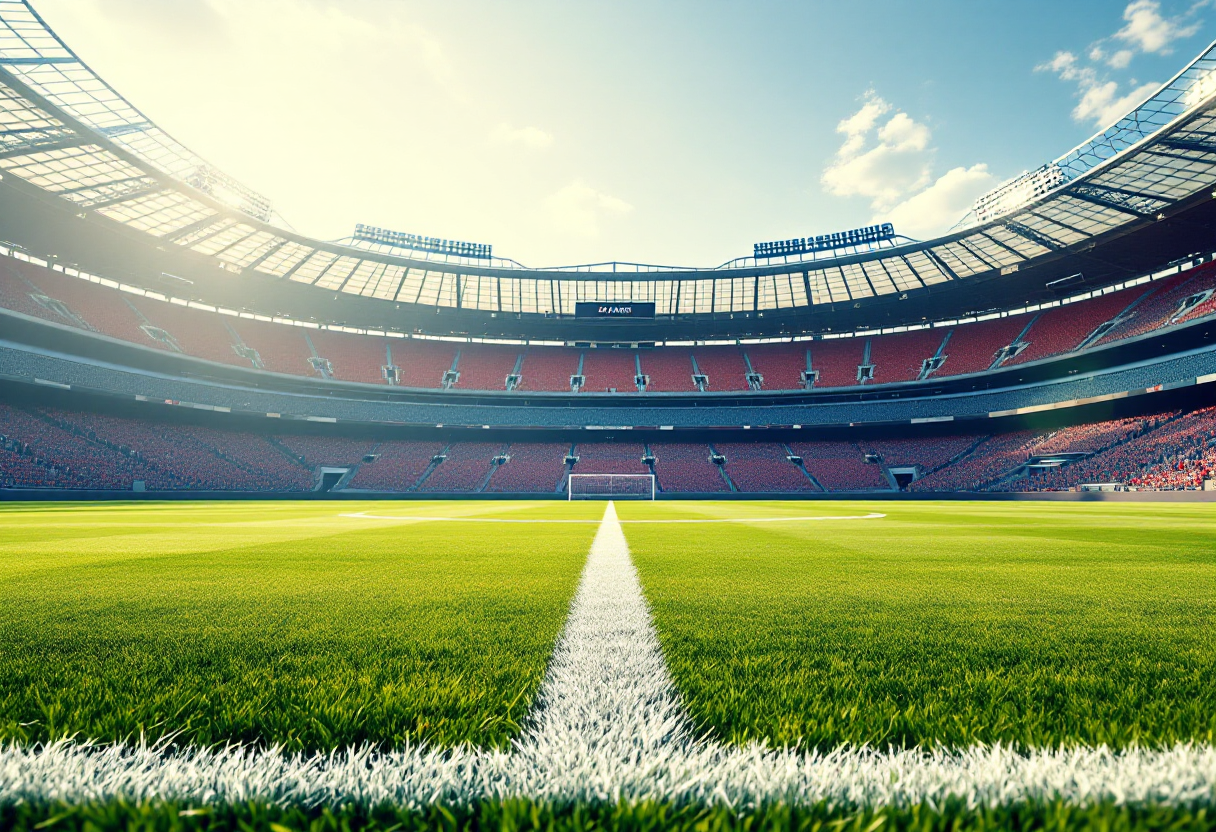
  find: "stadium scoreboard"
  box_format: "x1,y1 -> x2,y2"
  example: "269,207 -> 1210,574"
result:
754,223 -> 895,259
575,302 -> 656,319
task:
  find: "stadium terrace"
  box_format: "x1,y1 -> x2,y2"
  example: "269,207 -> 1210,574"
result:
1,3 -> 1216,831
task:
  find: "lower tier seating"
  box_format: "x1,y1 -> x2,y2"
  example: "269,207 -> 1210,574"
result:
651,443 -> 728,492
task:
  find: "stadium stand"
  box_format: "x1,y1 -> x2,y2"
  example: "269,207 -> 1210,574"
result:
519,349 -> 581,392
309,330 -> 390,385
276,435 -> 376,468
909,431 -> 1042,492
808,339 -> 866,388
580,349 -> 639,393
1004,289 -> 1150,366
418,442 -> 503,492
937,315 -> 1031,376
862,435 -> 982,474
19,264 -> 167,351
572,442 -> 649,474
1097,264 -> 1216,344
228,318 -> 315,377
747,342 -> 809,391
651,443 -> 730,492
692,347 -> 750,391
640,348 -> 696,392
128,297 -> 250,368
347,441 -> 445,491
453,345 -> 522,391
485,442 -> 569,492
791,441 -> 890,491
994,410 -> 1214,492
717,442 -> 818,492
0,261 -> 90,328
867,329 -> 946,383
396,341 -> 458,389
2,250 -> 1215,398
0,404 -> 151,489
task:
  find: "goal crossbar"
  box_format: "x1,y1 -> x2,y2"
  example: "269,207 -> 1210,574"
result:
567,473 -> 656,500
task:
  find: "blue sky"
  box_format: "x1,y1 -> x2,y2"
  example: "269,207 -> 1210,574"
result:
32,0 -> 1216,267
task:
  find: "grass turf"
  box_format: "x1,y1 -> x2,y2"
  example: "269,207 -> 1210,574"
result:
4,798 -> 1214,832
620,500 -> 1216,750
0,501 -> 599,751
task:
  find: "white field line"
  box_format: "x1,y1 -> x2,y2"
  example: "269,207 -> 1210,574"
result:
1,503 -> 1213,810
340,511 -> 887,523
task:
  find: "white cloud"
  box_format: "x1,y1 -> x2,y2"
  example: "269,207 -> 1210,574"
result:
822,91 -> 990,236
883,165 -> 997,239
1037,1 -> 1205,128
821,92 -> 934,211
1114,0 -> 1200,54
544,180 -> 633,238
1073,79 -> 1159,127
488,122 -> 554,149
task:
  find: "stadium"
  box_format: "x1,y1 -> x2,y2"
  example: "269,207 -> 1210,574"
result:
0,2 -> 1214,830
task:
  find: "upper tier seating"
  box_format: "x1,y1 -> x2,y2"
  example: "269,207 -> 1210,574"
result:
347,441 -> 445,491
0,261 -> 90,328
4,252 -> 1216,400
1098,264 -> 1216,344
1005,289 -> 1149,366
395,341 -> 457,389
309,329 -> 390,385
717,442 -> 818,492
581,349 -> 638,392
651,443 -> 729,492
16,263 -> 167,351
809,339 -> 866,388
128,297 -> 250,368
519,349 -> 581,392
485,442 -> 568,492
419,442 -> 502,491
936,315 -> 1031,377
791,441 -> 889,490
692,347 -> 750,391
867,329 -> 947,384
640,349 -> 696,392
228,318 -> 316,377
454,345 -> 521,391
747,343 -> 809,391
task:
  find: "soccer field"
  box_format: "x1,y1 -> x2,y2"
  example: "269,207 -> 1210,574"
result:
0,499 -> 1213,831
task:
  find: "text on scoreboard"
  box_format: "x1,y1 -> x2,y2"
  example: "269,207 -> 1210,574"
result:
575,302 -> 656,319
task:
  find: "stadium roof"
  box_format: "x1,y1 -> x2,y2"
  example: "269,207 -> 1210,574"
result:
4,0 -> 1216,321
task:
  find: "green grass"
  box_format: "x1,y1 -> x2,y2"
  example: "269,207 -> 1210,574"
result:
4,798 -> 1213,832
0,501 -> 600,751
620,500 -> 1216,750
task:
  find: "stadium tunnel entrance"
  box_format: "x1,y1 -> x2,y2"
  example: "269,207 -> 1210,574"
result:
318,467 -> 349,492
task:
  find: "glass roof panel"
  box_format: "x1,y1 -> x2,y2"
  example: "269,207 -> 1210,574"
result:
255,241 -> 313,277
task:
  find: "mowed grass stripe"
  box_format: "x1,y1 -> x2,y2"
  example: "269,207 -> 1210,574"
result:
621,500 -> 1216,750
0,501 -> 596,751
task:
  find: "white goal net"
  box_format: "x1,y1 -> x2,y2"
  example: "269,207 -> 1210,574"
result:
567,473 -> 656,500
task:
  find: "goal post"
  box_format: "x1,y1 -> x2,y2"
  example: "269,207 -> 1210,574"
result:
567,473 -> 656,500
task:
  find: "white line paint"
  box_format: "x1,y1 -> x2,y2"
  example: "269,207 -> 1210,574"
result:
1,503 -> 1212,810
340,511 -> 887,523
